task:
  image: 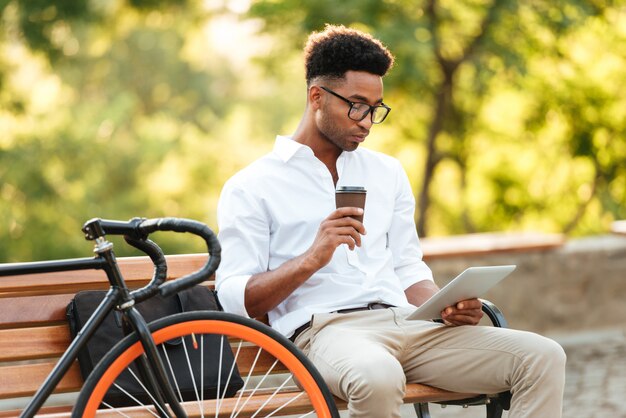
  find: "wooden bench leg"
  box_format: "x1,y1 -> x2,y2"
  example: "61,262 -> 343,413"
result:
414,402 -> 431,418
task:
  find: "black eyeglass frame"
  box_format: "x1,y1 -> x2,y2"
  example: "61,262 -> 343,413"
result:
320,86 -> 391,124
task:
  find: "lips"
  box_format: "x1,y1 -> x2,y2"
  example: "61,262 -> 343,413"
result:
352,130 -> 369,143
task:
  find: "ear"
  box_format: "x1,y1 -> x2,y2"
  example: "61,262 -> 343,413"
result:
308,85 -> 323,110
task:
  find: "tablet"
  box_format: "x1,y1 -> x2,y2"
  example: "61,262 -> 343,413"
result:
406,265 -> 516,321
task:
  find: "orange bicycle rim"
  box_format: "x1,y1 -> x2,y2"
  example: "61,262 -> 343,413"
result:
83,319 -> 333,417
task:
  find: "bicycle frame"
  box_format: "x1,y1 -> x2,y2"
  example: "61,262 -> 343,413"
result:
2,257 -> 110,415
0,219 -> 204,418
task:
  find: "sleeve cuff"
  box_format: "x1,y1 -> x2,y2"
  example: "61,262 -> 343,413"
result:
215,274 -> 252,318
396,263 -> 434,290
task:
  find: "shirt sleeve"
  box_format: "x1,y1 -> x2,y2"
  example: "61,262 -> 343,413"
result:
215,180 -> 270,317
388,161 -> 434,289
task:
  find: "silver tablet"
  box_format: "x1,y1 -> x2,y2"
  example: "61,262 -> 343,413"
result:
406,265 -> 516,321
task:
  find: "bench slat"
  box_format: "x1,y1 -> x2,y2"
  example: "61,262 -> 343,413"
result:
0,288 -> 219,330
31,385 -> 479,418
0,346 -> 289,398
1,326 -> 286,369
0,347 -> 478,403
0,405 -> 73,418
37,390 -> 319,417
0,325 -> 69,362
402,385 -> 478,404
0,362 -> 82,399
0,295 -> 73,329
0,383 -> 481,417
231,345 -> 287,374
0,254 -> 208,297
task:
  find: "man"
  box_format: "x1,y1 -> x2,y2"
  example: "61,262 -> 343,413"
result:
216,24 -> 565,417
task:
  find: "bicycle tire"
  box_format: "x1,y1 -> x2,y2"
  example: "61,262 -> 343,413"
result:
73,311 -> 339,418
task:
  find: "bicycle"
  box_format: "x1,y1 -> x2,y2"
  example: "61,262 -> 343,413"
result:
0,217 -> 339,418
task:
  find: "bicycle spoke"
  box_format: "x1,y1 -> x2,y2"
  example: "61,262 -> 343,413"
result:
200,334 -> 205,418
162,343 -> 184,403
234,357 -> 280,416
102,401 -> 134,418
112,381 -> 161,418
249,372 -> 294,418
264,391 -> 307,418
218,339 -> 243,417
230,346 -> 264,418
181,335 -> 203,414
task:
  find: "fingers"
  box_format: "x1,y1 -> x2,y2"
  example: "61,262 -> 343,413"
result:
319,224 -> 362,249
440,298 -> 483,326
323,208 -> 366,237
328,207 -> 366,233
443,312 -> 482,326
456,299 -> 482,310
321,226 -> 362,249
331,206 -> 364,219
305,209 -> 367,270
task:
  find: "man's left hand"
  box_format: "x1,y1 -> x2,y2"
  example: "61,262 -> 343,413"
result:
440,298 -> 483,326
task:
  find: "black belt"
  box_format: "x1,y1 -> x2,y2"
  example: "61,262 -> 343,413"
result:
289,303 -> 394,343
334,302 -> 394,314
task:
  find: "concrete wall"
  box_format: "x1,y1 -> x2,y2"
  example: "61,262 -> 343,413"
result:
424,235 -> 626,334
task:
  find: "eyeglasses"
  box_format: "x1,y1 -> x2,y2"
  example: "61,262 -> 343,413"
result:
320,86 -> 391,124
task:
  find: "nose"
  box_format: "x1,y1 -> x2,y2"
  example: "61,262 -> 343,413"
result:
357,113 -> 374,130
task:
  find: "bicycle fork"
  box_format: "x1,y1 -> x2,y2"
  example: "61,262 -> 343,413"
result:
123,307 -> 188,418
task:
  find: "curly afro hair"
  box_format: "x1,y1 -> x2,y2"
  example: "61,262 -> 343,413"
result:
304,24 -> 395,85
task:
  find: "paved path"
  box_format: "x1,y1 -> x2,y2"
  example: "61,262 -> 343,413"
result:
392,327 -> 626,418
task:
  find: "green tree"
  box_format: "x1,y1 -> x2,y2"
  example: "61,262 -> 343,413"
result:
248,0 -> 625,236
1,0 -> 625,263
0,1 -> 240,260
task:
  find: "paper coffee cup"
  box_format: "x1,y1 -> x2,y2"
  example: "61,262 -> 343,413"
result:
335,186 -> 367,223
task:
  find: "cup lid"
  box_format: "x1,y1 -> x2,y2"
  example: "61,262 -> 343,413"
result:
336,186 -> 366,192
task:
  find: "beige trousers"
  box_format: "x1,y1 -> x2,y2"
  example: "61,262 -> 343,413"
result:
294,307 -> 566,418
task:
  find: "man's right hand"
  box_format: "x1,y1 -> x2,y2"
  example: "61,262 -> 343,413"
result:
303,207 -> 366,271
244,207 -> 366,318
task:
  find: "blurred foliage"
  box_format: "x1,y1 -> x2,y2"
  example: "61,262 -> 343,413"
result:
248,0 -> 626,236
1,0 -> 625,262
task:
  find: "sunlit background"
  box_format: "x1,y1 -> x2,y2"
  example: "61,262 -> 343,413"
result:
1,0 -> 625,261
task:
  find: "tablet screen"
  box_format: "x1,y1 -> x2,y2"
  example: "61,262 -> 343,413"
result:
406,265 -> 516,321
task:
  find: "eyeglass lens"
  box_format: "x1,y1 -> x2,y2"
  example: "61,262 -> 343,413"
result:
349,103 -> 389,123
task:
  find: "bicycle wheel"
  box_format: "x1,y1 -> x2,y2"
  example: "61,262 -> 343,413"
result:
73,311 -> 339,418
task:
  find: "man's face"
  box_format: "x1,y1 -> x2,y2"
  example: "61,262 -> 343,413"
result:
315,71 -> 385,152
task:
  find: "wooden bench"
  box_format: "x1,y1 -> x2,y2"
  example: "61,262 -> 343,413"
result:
0,254 -> 510,418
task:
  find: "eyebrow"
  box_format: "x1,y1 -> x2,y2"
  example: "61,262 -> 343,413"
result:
350,94 -> 384,105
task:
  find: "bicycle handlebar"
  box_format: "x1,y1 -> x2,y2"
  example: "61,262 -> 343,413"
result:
138,218 -> 221,297
87,217 -> 221,300
123,236 -> 167,303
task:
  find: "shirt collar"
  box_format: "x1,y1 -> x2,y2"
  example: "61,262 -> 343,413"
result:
273,135 -> 315,162
273,135 -> 354,165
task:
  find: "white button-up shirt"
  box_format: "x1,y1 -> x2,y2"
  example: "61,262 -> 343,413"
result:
216,135 -> 433,337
